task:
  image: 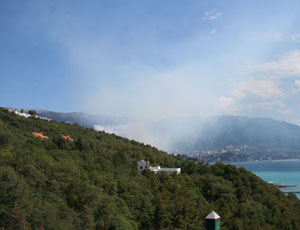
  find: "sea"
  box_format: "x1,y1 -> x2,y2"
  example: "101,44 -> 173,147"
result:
228,160 -> 300,199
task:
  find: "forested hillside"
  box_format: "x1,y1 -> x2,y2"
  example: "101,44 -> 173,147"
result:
0,108 -> 300,230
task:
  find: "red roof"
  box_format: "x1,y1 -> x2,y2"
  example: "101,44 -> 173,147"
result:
61,135 -> 73,141
32,132 -> 48,139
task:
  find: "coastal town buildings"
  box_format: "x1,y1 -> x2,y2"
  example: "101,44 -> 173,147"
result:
138,160 -> 181,174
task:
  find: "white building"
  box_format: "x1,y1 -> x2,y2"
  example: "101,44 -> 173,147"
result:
9,109 -> 51,121
14,110 -> 31,118
138,160 -> 181,175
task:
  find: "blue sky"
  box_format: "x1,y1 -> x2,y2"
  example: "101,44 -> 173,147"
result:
2,0 -> 300,123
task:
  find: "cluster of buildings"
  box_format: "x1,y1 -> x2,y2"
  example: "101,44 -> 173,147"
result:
8,109 -> 51,121
138,160 -> 181,175
32,132 -> 73,141
32,132 -> 74,141
8,109 -> 73,142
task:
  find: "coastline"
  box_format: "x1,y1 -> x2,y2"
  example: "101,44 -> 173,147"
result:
228,160 -> 300,199
224,158 -> 300,164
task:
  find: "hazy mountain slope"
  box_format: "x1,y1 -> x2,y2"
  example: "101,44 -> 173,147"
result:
173,116 -> 300,155
37,111 -> 300,155
36,110 -> 128,129
1,108 -> 300,229
9,108 -> 300,157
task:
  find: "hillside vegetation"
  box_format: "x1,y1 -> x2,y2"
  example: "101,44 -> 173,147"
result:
0,108 -> 300,230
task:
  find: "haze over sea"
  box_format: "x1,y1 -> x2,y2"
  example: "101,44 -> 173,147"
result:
230,160 -> 300,199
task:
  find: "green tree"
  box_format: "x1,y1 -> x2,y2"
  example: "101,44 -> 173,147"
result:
28,110 -> 37,116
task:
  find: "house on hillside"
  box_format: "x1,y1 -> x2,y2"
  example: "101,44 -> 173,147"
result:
14,110 -> 31,118
32,132 -> 48,139
61,135 -> 73,141
138,160 -> 181,175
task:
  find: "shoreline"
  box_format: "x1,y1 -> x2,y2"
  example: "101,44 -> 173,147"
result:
227,160 -> 300,199
224,158 -> 300,164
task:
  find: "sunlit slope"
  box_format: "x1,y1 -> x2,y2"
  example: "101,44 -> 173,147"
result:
0,108 -> 300,230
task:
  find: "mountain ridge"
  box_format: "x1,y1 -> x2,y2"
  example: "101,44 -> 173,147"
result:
173,115 -> 300,161
6,108 -> 300,160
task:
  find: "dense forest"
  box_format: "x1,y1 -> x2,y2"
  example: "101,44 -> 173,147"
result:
0,108 -> 300,230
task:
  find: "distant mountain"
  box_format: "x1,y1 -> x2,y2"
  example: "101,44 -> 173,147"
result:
172,116 -> 300,159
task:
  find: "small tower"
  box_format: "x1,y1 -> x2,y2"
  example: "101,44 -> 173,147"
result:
138,160 -> 150,173
205,211 -> 220,230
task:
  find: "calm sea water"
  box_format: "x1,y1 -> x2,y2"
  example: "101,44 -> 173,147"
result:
228,160 -> 300,199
